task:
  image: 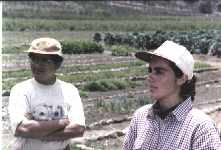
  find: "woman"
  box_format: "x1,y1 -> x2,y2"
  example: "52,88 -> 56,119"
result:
123,40 -> 221,150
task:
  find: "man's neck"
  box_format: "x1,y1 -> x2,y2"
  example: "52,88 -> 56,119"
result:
36,75 -> 56,85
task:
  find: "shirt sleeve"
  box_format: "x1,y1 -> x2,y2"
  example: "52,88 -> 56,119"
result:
66,85 -> 85,127
8,84 -> 30,134
192,120 -> 221,149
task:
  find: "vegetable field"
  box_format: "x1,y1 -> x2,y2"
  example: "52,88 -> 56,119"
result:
2,1 -> 221,149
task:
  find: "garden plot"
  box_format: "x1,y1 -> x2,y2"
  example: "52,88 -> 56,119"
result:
2,53 -> 221,149
2,53 -> 136,71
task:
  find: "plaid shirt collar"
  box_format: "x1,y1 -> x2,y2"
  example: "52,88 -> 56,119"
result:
147,97 -> 193,121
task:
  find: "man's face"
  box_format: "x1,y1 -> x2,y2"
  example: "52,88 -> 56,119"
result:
147,57 -> 181,103
29,54 -> 57,84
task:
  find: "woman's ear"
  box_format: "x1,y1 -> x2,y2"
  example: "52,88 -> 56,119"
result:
177,74 -> 188,86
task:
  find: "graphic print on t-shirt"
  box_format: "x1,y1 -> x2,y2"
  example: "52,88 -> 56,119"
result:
32,103 -> 67,120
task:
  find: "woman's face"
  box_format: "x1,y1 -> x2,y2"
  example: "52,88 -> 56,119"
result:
147,57 -> 182,103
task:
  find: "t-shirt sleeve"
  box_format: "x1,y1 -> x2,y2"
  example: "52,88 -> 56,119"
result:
8,84 -> 30,134
65,85 -> 85,127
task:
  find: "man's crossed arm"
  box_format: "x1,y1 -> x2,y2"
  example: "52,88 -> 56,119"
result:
15,113 -> 85,141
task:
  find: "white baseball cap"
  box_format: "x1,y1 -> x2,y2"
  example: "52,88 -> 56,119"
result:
27,37 -> 63,59
135,40 -> 194,80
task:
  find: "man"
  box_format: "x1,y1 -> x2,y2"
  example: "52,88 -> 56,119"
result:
123,40 -> 221,149
8,37 -> 85,150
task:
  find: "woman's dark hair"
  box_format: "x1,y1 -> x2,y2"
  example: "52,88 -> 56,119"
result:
169,61 -> 197,101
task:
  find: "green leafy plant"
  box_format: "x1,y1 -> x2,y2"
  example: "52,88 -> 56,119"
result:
61,40 -> 104,54
93,32 -> 102,43
102,30 -> 221,55
110,45 -> 137,56
83,79 -> 128,92
95,96 -> 152,113
194,61 -> 212,69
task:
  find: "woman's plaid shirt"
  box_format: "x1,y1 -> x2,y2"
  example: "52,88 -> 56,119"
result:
123,98 -> 221,150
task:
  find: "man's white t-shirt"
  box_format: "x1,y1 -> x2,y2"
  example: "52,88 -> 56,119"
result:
8,78 -> 85,150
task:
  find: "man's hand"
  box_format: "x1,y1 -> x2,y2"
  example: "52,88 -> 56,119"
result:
41,124 -> 85,142
24,113 -> 34,120
58,118 -> 70,127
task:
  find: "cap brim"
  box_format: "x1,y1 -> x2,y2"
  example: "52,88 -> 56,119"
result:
135,51 -> 155,62
27,49 -> 63,57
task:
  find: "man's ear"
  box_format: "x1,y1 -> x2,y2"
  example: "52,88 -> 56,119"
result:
55,61 -> 62,70
177,74 -> 188,86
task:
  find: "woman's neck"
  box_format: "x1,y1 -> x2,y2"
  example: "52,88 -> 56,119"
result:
158,95 -> 182,111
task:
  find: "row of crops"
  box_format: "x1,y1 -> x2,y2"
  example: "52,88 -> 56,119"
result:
2,52 -> 214,124
94,30 -> 221,56
2,41 -> 104,54
2,53 -> 212,97
3,29 -> 220,95
2,56 -> 146,95
4,30 -> 221,57
4,16 -> 221,32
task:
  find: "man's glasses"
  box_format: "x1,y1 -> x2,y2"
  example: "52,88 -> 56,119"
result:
29,57 -> 55,65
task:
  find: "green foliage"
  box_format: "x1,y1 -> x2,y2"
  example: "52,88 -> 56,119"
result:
3,16 -> 221,32
110,45 -> 137,56
83,79 -> 128,92
2,60 -> 145,79
93,32 -> 102,43
96,96 -> 152,113
102,30 -> 221,54
2,79 -> 23,91
70,144 -> 82,150
2,69 -> 31,79
111,80 -> 128,90
61,40 -> 104,54
79,90 -> 88,98
3,1 -> 147,20
208,38 -> 221,56
104,32 -> 115,45
2,45 -> 29,54
194,61 -> 212,69
2,60 -> 211,91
